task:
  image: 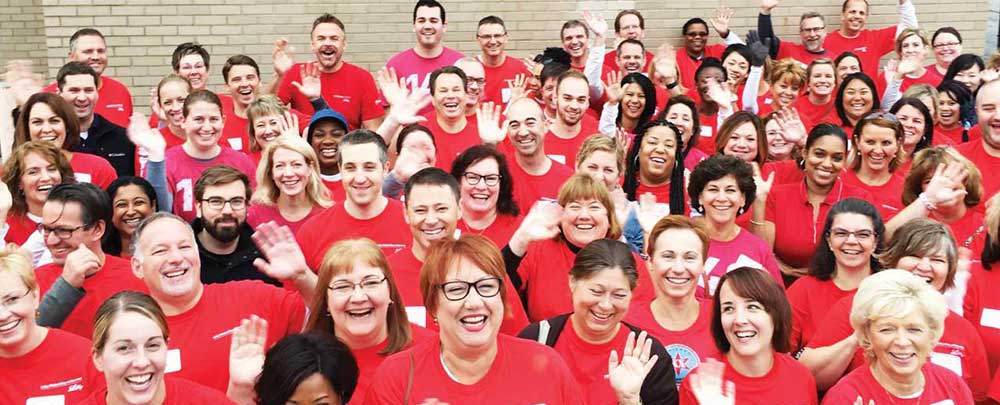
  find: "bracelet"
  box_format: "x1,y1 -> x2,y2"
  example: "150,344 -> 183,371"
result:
918,192 -> 937,212
749,219 -> 765,226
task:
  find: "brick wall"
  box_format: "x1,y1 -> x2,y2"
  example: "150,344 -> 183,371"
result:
0,0 -> 995,110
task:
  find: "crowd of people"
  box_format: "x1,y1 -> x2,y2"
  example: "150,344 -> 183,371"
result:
2,0 -> 1000,403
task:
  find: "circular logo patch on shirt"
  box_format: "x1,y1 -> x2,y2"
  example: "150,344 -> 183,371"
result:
665,343 -> 701,384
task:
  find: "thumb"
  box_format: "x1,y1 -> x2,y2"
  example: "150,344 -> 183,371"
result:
253,258 -> 272,275
291,81 -> 303,92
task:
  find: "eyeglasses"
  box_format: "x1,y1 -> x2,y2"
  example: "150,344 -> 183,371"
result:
462,172 -> 501,186
440,277 -> 502,301
476,33 -> 506,41
466,77 -> 486,89
200,197 -> 247,210
37,223 -> 90,240
328,276 -> 387,296
829,228 -> 876,242
933,42 -> 960,49
0,290 -> 30,311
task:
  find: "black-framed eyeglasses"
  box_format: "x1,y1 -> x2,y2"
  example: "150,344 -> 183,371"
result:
476,33 -> 507,41
440,277 -> 502,301
462,172 -> 501,187
828,228 -> 876,242
0,290 -> 30,311
37,223 -> 90,240
328,276 -> 387,296
200,197 -> 247,210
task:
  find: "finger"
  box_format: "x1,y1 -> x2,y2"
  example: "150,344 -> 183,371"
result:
643,354 -> 658,375
608,349 -> 619,374
253,258 -> 272,276
623,330 -> 636,356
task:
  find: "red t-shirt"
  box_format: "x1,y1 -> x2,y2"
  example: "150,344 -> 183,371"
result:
675,45 -> 726,95
0,328 -> 95,404
384,48 -> 464,115
363,334 -> 584,405
694,112 -> 720,155
164,145 -> 257,222
840,169 -> 906,221
422,113 -> 481,171
5,213 -> 38,245
683,148 -> 709,172
247,204 -> 324,234
456,213 -> 523,249
602,49 -> 654,74
777,41 -> 830,67
77,376 -> 234,405
875,68 -> 942,95
71,152 -> 118,190
506,157 -> 574,211
163,281 -> 306,392
545,114 -> 600,168
822,363 -> 974,405
679,352 -> 818,405
45,76 -> 133,128
481,56 -> 530,106
517,237 -> 654,322
349,325 -> 436,405
810,295 -> 991,400
321,175 -> 346,203
296,200 -> 410,271
219,103 -> 250,152
940,209 -> 986,257
35,255 -> 147,338
386,247 -> 529,335
964,262 -> 1000,375
701,229 -> 784,299
553,317 -> 632,404
765,177 -> 874,268
786,275 -> 857,351
824,27 -> 897,78
794,96 -> 839,130
277,62 -> 385,130
955,140 -> 1000,212
625,299 -> 721,385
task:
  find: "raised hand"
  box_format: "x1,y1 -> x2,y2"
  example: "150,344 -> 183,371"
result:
506,73 -> 531,103
922,162 -> 969,208
751,162 -> 775,203
62,245 -> 102,289
982,67 -> 1000,84
653,43 -> 679,87
774,107 -> 806,146
376,67 -> 408,107
128,112 -> 167,162
3,60 -> 42,106
581,10 -> 609,40
760,0 -> 780,13
252,221 -> 309,281
603,70 -> 625,104
279,110 -> 300,138
0,182 -> 12,217
615,127 -> 632,155
710,6 -> 735,37
391,146 -> 433,183
513,201 -> 563,246
291,62 -> 322,101
272,38 -> 295,76
705,78 -> 735,108
608,331 -> 659,404
746,30 -> 771,67
896,57 -> 921,79
883,58 -> 900,83
149,87 -> 163,121
477,101 -> 508,145
689,358 -> 736,405
228,315 -> 269,389
636,192 -> 668,234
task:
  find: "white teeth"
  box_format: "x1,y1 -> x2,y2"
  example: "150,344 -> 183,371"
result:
735,331 -> 756,338
575,224 -> 594,230
665,276 -> 690,285
37,184 -> 54,191
0,319 -> 20,332
650,157 -> 666,164
471,193 -> 490,200
591,311 -> 613,320
347,309 -> 374,317
164,269 -> 186,278
422,228 -> 444,236
125,373 -> 153,385
889,353 -> 915,360
124,218 -> 141,225
460,315 -> 486,324
40,136 -> 57,142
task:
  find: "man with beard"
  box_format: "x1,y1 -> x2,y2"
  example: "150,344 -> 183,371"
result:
824,0 -> 919,77
675,8 -> 743,92
602,10 -> 654,72
455,57 -> 486,117
501,98 -> 574,210
757,2 -> 830,67
955,79 -> 1000,205
545,70 -> 599,167
56,62 -> 135,177
44,28 -> 133,127
386,167 -> 528,333
475,16 -> 529,105
192,165 -> 278,285
384,0 -> 463,114
274,13 -> 385,130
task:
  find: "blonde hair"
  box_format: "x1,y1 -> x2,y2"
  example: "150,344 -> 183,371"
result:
850,269 -> 947,360
246,95 -> 290,153
894,28 -> 929,55
0,244 -> 36,292
769,58 -> 807,88
251,135 -> 332,208
575,134 -> 625,175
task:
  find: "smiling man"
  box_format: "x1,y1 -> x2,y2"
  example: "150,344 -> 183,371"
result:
758,2 -> 831,67
386,167 -> 528,333
421,66 -> 482,170
545,70 -> 599,167
824,0 -> 919,76
475,16 -> 529,105
501,97 -> 574,210
55,62 -> 135,177
44,28 -> 133,127
955,79 -> 1000,205
385,0 -> 464,112
602,10 -> 655,72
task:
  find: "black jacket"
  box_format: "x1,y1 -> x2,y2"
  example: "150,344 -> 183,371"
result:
518,313 -> 679,405
76,113 -> 136,177
192,219 -> 280,287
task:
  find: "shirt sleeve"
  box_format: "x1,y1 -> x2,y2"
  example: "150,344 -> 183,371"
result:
37,276 -> 86,328
360,70 -> 387,122
276,64 -> 300,105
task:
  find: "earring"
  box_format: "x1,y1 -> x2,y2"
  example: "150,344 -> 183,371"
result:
695,205 -> 704,214
432,317 -> 438,325
737,207 -> 745,216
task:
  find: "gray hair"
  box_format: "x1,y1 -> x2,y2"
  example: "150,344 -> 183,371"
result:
130,212 -> 197,261
850,269 -> 948,360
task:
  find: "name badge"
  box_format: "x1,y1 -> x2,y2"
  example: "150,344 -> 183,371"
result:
501,88 -> 512,104
406,306 -> 427,327
699,125 -> 713,137
227,138 -> 243,151
929,352 -> 962,376
165,348 -> 182,373
930,401 -> 955,405
547,154 -> 566,165
73,173 -> 92,184
27,396 -> 65,405
979,308 -> 1000,329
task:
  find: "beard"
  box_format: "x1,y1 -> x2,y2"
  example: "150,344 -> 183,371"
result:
204,214 -> 242,243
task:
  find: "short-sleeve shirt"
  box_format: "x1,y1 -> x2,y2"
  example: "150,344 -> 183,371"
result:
545,114 -> 600,167
45,76 -> 133,128
964,262 -> 1000,375
678,352 -> 818,405
625,299 -> 721,385
384,48 -> 464,115
70,152 -> 118,190
701,229 -> 784,299
247,204 -> 324,234
296,200 -> 410,271
164,145 -> 257,222
77,376 -> 234,405
822,363 -> 974,405
675,45 -> 727,95
824,27 -> 898,77
0,328 -> 96,404
421,113 -> 481,171
277,62 -> 385,129
481,56 -> 530,106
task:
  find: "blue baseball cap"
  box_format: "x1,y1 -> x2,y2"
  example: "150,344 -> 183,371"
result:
307,109 -> 349,140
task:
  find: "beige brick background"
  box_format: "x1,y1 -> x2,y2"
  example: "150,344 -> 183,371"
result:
0,0 -> 996,112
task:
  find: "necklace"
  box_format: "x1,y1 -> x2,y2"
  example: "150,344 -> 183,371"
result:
440,352 -> 460,382
871,366 -> 925,404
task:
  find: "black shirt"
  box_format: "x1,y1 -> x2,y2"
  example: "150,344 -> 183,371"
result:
76,113 -> 136,177
192,219 -> 280,286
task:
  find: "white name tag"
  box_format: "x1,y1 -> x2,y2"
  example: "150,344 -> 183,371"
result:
930,401 -> 955,405
165,348 -> 182,373
979,308 -> 1000,329
227,138 -> 243,151
930,352 -> 963,376
547,154 -> 566,165
27,396 -> 65,405
73,173 -> 92,184
406,306 -> 427,327
700,125 -> 713,137
501,88 -> 512,104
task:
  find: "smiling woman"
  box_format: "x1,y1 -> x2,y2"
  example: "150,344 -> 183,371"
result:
248,135 -> 332,233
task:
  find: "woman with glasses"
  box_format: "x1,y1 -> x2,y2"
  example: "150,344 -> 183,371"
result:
365,234 -> 585,404
297,238 -> 434,405
930,27 -> 963,80
841,112 -> 907,220
806,219 -> 989,398
519,239 -> 676,405
0,245 -> 96,404
785,198 -> 885,353
1,141 -> 75,266
249,135 -> 332,233
80,291 -> 233,404
451,145 -> 522,248
821,270 -> 975,403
